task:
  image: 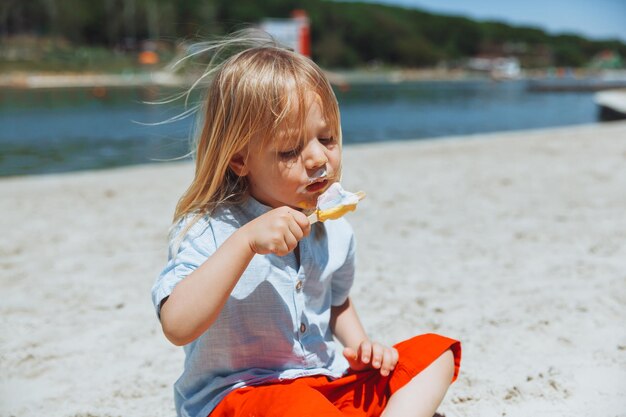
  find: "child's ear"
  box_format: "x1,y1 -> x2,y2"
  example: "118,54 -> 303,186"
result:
228,152 -> 249,177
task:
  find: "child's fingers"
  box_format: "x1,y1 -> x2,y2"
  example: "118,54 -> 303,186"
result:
291,210 -> 311,236
343,346 -> 371,372
286,215 -> 305,242
391,347 -> 399,366
276,211 -> 310,255
359,340 -> 372,364
342,347 -> 362,370
343,346 -> 358,362
346,342 -> 399,375
274,233 -> 297,256
380,348 -> 396,376
261,208 -> 307,256
371,342 -> 384,369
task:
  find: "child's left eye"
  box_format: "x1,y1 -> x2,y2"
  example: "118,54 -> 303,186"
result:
318,136 -> 335,145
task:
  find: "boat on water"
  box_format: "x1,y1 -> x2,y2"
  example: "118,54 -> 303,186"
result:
528,70 -> 626,92
595,89 -> 626,121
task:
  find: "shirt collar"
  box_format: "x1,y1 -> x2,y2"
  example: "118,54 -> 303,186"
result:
241,195 -> 272,219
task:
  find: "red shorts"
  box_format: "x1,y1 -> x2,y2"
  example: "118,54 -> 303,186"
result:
209,333 -> 461,417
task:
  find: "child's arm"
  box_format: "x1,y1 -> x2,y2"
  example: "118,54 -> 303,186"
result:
331,297 -> 399,376
160,207 -> 310,346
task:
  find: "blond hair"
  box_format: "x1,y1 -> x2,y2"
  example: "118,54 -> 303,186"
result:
172,30 -> 341,229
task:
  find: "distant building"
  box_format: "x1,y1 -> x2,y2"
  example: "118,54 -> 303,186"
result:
260,10 -> 310,56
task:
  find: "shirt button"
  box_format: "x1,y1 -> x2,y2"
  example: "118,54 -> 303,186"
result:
295,280 -> 303,292
300,323 -> 306,333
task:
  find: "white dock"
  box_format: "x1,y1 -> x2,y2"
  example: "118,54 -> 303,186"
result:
594,88 -> 626,120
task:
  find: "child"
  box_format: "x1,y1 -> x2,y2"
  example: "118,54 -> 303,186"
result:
152,31 -> 461,417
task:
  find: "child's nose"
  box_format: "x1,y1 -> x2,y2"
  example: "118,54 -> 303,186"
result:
304,141 -> 328,170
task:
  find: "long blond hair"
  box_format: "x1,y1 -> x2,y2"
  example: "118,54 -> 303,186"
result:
172,30 -> 341,229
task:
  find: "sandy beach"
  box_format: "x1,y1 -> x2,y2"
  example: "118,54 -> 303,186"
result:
1,121 -> 625,416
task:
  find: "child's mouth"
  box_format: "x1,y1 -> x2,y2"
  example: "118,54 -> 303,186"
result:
305,179 -> 329,193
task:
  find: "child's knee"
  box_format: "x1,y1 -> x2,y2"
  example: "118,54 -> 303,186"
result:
438,349 -> 456,382
409,349 -> 455,386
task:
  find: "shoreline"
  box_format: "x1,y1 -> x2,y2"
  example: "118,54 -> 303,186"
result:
0,68 -> 626,91
0,68 -> 602,89
0,70 -> 184,89
2,122 -> 625,416
0,68 -> 487,89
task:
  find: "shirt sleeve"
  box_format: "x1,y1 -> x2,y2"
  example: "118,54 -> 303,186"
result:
151,216 -> 217,319
330,228 -> 356,307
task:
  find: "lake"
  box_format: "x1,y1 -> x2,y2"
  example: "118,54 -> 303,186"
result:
0,79 -> 600,177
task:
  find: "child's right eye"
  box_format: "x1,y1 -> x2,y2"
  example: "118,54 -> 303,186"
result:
278,148 -> 301,160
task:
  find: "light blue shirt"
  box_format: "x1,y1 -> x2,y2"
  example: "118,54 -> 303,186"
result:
152,197 -> 355,417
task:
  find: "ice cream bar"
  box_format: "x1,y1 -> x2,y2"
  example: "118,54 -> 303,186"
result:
308,183 -> 366,223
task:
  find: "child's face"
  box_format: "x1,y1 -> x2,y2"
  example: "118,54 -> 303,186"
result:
239,95 -> 341,210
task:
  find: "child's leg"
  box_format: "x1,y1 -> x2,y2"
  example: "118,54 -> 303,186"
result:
381,349 -> 455,417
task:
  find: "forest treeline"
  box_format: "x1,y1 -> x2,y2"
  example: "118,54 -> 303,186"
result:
2,0 -> 625,68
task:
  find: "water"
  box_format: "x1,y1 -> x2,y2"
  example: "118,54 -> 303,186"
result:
0,79 -> 599,177
337,80 -> 597,141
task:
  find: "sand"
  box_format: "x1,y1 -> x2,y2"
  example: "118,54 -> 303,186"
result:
1,121 -> 625,416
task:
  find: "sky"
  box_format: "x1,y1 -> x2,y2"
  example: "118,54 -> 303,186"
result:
351,0 -> 626,43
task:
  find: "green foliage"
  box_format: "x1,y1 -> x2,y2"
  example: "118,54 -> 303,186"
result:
1,0 -> 624,69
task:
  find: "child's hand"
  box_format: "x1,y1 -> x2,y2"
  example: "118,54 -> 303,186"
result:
343,340 -> 399,376
243,207 -> 311,256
